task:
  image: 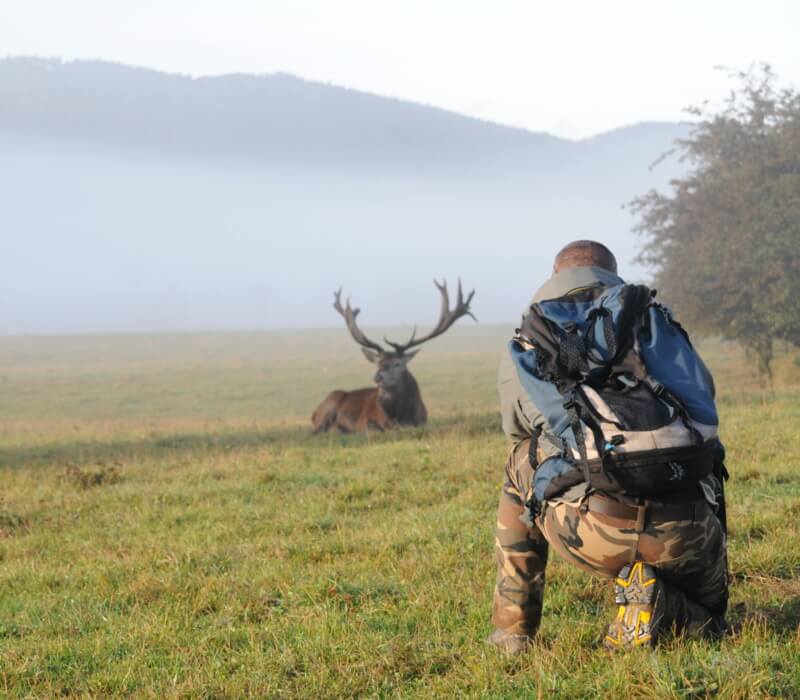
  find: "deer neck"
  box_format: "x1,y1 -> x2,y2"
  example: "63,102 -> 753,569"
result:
378,370 -> 420,415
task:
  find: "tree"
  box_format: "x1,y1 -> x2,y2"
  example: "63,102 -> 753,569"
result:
630,65 -> 800,376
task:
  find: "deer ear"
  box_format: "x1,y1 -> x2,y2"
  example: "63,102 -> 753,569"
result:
399,350 -> 419,364
362,348 -> 380,363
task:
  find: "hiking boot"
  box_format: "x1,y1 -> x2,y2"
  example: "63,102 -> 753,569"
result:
603,561 -> 663,649
485,628 -> 532,655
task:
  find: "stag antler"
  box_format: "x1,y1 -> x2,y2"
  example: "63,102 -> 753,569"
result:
333,288 -> 386,354
384,279 -> 476,355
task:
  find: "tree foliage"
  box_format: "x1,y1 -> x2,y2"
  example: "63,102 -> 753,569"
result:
631,65 -> 800,375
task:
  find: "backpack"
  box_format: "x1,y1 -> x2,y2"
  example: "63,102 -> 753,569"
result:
509,283 -> 719,504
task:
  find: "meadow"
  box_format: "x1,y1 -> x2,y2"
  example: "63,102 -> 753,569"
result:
0,327 -> 798,698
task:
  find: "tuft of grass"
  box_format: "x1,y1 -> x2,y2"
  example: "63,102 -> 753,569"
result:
63,463 -> 123,490
0,499 -> 28,538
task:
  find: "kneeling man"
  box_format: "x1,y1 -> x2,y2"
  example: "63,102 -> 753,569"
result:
489,240 -> 728,653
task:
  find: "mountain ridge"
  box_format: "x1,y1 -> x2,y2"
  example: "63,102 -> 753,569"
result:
0,55 -> 680,140
0,56 -> 686,175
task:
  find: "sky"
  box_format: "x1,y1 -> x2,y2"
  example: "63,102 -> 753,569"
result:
2,0 -> 799,139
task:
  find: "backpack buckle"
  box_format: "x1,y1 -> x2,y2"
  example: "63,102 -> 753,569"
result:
603,434 -> 626,455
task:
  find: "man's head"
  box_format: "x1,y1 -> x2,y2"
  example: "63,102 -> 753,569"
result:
553,240 -> 617,275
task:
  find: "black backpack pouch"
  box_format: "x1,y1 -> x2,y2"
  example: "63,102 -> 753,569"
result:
533,444 -> 715,503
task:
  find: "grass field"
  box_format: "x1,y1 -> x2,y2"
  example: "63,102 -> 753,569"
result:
1,327 -> 799,698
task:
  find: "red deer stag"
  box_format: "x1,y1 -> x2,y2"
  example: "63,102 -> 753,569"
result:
311,280 -> 476,433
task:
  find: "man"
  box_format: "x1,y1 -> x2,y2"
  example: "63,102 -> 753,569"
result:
488,240 -> 728,654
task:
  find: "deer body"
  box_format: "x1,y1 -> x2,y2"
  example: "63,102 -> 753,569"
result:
311,280 -> 474,433
311,371 -> 427,433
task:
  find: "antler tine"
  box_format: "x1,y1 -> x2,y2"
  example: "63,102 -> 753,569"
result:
384,278 -> 476,354
458,277 -> 478,321
332,288 -> 385,354
384,325 -> 417,353
435,278 -> 450,333
333,287 -> 346,316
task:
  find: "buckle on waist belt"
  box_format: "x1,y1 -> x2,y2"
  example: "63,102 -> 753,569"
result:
585,495 -> 697,524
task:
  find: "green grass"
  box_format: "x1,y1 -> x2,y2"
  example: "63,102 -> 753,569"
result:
0,328 -> 799,698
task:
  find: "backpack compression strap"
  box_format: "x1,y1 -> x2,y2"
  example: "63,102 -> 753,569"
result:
563,395 -> 593,488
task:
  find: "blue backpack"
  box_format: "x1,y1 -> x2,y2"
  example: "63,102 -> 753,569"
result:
510,283 -> 720,503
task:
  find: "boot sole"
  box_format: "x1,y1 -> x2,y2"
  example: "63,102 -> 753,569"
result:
604,561 -> 658,649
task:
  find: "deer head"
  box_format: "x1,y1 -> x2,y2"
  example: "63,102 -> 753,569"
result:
333,279 -> 476,395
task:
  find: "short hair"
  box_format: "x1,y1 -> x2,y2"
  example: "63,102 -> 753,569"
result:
554,240 -> 617,274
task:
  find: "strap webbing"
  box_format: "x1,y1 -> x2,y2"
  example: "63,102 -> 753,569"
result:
646,378 -> 704,445
564,396 -> 593,488
527,425 -> 542,467
599,309 -> 617,358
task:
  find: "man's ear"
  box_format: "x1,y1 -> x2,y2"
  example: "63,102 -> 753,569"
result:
399,350 -> 419,365
362,348 -> 380,364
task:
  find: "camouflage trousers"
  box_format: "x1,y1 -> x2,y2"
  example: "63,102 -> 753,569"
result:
492,440 -> 729,637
